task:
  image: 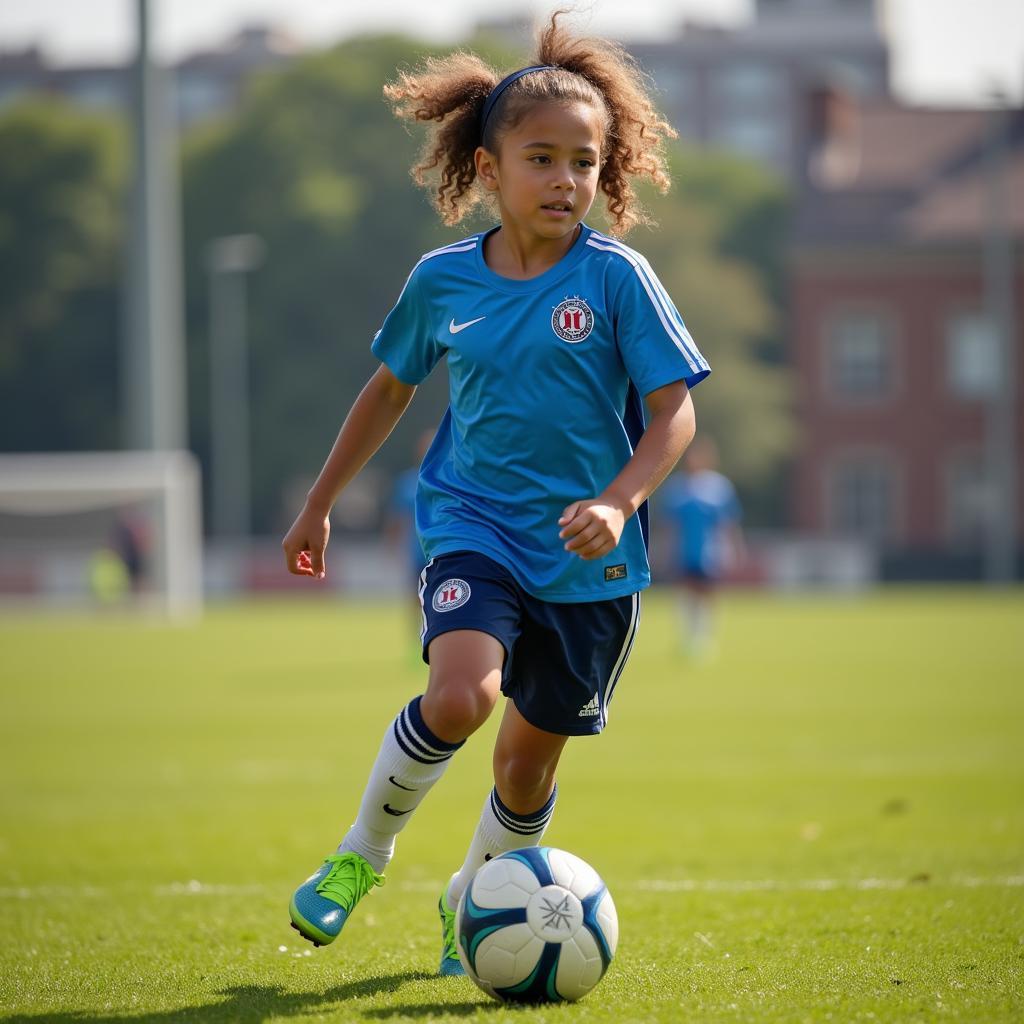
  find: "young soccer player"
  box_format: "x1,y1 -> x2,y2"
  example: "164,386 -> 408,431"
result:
281,12 -> 710,976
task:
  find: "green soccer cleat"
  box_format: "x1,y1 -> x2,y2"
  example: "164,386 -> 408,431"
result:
438,877 -> 466,976
289,852 -> 384,947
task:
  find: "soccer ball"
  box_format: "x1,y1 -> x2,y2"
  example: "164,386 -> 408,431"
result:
455,847 -> 618,1003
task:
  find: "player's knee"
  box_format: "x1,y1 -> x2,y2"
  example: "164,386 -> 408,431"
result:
421,677 -> 496,742
494,754 -> 554,810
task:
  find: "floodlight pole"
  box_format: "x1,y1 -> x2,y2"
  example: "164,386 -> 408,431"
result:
208,235 -> 265,539
124,0 -> 186,452
982,94 -> 1019,583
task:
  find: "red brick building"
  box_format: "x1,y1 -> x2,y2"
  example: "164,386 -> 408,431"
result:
790,95 -> 1024,577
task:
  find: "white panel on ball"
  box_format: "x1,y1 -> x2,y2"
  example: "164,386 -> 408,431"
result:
471,858 -> 541,908
548,848 -> 600,894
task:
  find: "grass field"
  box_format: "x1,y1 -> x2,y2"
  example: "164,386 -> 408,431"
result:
1,588 -> 1022,1023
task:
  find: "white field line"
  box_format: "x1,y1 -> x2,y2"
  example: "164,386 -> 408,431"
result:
633,876 -> 1024,893
1,875 -> 1022,899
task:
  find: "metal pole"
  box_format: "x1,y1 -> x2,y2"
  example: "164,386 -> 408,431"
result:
123,0 -> 186,452
208,235 -> 265,539
983,97 -> 1019,583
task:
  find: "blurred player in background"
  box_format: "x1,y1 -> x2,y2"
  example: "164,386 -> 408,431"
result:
660,435 -> 744,660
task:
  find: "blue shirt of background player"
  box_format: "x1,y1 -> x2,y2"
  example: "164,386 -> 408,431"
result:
661,470 -> 741,579
371,222 -> 710,603
390,467 -> 424,575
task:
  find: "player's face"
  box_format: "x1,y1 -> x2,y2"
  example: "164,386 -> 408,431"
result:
484,100 -> 603,242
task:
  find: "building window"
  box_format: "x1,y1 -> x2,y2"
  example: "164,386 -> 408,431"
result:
827,310 -> 893,399
712,64 -> 783,105
713,114 -> 786,167
946,310 -> 998,399
946,453 -> 989,546
828,458 -> 896,540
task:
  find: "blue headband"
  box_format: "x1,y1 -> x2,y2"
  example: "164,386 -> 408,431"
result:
480,65 -> 558,142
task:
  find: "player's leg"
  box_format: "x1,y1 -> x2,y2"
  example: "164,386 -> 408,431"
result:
420,630 -> 504,742
290,629 -> 502,947
437,589 -> 639,974
335,628 -> 502,863
447,701 -> 566,901
493,699 -> 568,812
672,560 -> 690,652
685,575 -> 716,659
438,702 -> 566,975
290,553 -> 513,949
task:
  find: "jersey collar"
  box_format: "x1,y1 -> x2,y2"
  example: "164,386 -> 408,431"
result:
473,223 -> 594,294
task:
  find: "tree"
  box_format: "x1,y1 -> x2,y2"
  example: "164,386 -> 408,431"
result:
0,100 -> 124,452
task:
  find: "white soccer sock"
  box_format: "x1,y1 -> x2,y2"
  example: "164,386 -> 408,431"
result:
338,695 -> 463,873
446,785 -> 558,908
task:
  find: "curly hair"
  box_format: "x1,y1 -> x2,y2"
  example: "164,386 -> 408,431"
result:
383,10 -> 676,236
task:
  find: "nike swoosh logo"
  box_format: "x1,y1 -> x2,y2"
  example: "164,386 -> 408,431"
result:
388,776 -> 417,792
382,803 -> 412,817
449,316 -> 486,334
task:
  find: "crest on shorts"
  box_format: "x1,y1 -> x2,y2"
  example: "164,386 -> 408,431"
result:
551,297 -> 594,344
432,578 -> 471,612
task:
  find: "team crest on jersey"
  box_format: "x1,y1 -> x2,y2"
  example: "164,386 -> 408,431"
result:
432,578 -> 471,612
551,297 -> 594,343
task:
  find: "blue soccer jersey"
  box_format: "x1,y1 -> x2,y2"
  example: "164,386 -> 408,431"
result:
371,223 -> 710,602
661,470 -> 741,577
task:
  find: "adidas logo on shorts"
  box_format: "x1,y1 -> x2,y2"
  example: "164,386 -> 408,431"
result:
577,694 -> 600,717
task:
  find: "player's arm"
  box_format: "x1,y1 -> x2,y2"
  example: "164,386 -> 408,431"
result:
559,379 -> 695,560
283,364 -> 416,578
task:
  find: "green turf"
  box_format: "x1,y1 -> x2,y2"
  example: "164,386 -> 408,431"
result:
1,588 -> 1022,1022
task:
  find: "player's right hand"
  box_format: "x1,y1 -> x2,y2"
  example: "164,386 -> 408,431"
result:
282,507 -> 330,579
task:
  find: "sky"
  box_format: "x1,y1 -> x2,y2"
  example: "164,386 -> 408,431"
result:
1,0 -> 1022,107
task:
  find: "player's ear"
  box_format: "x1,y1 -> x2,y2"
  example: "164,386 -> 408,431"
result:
474,146 -> 500,192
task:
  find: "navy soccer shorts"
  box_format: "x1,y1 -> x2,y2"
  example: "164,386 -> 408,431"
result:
418,550 -> 640,736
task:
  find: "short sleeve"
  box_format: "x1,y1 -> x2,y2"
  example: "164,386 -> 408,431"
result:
370,265 -> 442,385
612,256 -> 711,396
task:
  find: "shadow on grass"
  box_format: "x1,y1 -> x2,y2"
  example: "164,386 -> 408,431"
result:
0,970 -> 499,1023
362,1002 -> 508,1019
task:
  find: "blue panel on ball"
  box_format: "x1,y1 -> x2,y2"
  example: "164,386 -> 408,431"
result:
496,941 -> 563,1003
499,846 -> 555,888
458,890 -> 527,975
580,884 -> 613,971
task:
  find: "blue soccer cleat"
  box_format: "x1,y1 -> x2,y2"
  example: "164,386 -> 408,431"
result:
438,877 -> 466,976
289,852 -> 384,947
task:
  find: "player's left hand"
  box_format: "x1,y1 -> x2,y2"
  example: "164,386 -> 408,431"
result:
558,499 -> 626,560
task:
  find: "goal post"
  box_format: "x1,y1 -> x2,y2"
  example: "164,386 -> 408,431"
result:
0,450 -> 203,618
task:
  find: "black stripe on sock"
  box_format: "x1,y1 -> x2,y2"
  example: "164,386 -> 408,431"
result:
391,697 -> 464,765
406,695 -> 464,754
490,785 -> 557,836
392,719 -> 444,764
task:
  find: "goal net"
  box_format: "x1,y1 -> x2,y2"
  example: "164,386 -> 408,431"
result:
0,451 -> 203,618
